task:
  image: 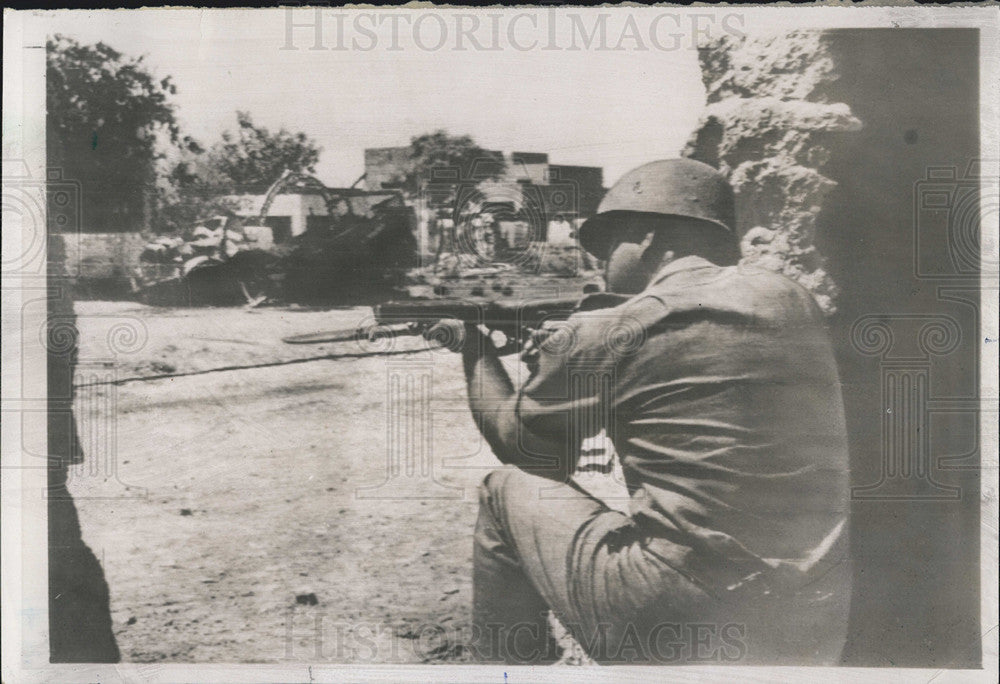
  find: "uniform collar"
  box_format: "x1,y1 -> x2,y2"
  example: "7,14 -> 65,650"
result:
648,255 -> 716,287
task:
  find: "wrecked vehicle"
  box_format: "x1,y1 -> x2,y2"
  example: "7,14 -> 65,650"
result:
279,189 -> 418,303
137,172 -> 417,306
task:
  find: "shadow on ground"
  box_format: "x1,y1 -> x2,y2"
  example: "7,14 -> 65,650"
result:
48,283 -> 120,663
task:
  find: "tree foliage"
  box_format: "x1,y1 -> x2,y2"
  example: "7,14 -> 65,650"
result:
206,111 -> 322,190
400,130 -> 506,206
47,34 -> 193,232
154,150 -> 239,236
47,37 -> 324,235
156,112 -> 323,234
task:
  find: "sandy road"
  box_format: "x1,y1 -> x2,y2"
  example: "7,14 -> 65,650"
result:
68,301 -> 520,663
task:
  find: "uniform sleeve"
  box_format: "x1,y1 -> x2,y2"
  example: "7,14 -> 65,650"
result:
513,308 -> 628,468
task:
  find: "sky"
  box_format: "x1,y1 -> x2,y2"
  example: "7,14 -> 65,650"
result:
38,8 -> 709,188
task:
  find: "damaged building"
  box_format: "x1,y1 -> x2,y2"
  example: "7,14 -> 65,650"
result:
364,147 -> 604,253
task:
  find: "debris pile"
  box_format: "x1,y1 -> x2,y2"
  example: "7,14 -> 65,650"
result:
135,199 -> 417,306
136,216 -> 278,306
139,217 -> 273,269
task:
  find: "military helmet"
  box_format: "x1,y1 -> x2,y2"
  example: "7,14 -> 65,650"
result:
579,158 -> 736,259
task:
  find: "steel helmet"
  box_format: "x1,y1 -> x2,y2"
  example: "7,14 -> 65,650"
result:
579,158 -> 736,259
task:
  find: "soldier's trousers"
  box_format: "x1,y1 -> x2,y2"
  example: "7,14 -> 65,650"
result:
471,467 -> 850,665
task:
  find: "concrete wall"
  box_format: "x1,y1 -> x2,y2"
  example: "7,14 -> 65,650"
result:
686,29 -> 982,667
57,232 -> 146,280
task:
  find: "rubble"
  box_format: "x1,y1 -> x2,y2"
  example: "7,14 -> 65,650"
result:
139,216 -> 270,268
136,197 -> 417,306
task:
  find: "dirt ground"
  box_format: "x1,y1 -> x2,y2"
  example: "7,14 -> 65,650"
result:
68,282 -> 617,664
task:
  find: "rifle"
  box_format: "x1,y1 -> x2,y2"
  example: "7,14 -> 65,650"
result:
282,292 -> 628,355
72,292 -> 629,388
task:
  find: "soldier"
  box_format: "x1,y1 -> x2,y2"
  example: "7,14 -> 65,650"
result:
427,159 -> 851,665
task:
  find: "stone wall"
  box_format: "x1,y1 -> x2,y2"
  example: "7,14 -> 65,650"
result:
685,29 -> 983,667
685,30 -> 862,315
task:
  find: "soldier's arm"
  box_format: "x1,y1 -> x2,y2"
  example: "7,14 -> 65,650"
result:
458,327 -> 573,481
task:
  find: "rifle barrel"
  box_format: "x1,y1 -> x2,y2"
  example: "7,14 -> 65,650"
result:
282,322 -> 414,345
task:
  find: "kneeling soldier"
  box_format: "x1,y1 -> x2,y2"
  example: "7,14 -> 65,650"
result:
428,159 -> 851,665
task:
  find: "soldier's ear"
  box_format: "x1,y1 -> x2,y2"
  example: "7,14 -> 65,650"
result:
638,229 -> 661,266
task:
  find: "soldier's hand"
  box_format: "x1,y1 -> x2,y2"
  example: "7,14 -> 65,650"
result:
520,323 -> 558,371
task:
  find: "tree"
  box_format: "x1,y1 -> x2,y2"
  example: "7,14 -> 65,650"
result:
395,131 -> 506,260
47,34 -> 193,232
400,130 -> 506,203
153,148 -> 239,236
155,112 -> 322,235
205,111 -> 322,189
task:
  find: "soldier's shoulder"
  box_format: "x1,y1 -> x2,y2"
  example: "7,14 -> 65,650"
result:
724,263 -> 826,320
725,262 -> 801,290
646,261 -> 825,323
